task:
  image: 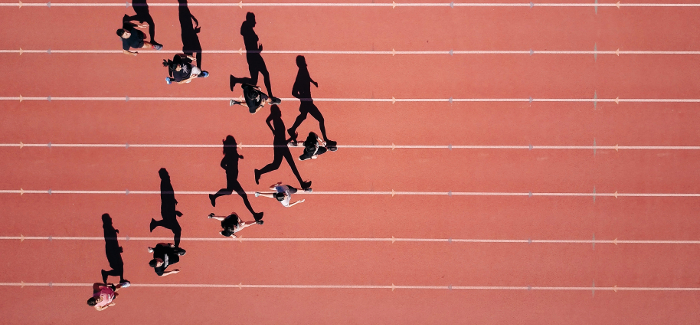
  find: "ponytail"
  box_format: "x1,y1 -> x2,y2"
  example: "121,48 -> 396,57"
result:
162,59 -> 174,69
162,59 -> 175,77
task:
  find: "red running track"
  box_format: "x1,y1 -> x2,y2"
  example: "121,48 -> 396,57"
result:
1,1 -> 700,324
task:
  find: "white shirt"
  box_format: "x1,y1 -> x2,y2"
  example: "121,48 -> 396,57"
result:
275,185 -> 292,207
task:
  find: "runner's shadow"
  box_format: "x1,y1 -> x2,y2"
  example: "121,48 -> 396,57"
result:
101,214 -> 126,284
123,0 -> 159,45
150,169 -> 183,247
255,105 -> 311,189
210,135 -> 264,223
178,0 -> 202,68
230,12 -> 275,98
287,55 -> 335,145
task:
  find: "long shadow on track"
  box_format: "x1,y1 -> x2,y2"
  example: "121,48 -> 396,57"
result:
101,213 -> 127,284
178,0 -> 202,68
150,168 -> 184,247
123,0 -> 160,46
210,135 -> 264,224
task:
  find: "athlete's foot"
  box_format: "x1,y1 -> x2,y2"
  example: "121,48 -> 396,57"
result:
304,187 -> 313,193
287,129 -> 298,146
149,218 -> 156,232
270,96 -> 281,105
147,247 -> 154,253
209,194 -> 216,207
208,213 -> 215,219
101,270 -> 108,284
301,181 -> 312,190
254,169 -> 261,185
255,192 -> 260,197
254,212 -> 264,224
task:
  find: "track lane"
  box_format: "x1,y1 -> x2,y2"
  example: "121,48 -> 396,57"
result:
1,7 -> 699,51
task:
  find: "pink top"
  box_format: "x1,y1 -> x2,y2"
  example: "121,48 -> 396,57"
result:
94,287 -> 115,308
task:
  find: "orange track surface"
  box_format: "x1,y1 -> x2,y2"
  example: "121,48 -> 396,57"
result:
2,1 -> 700,324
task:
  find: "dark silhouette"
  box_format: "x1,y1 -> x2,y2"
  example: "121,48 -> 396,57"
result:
101,214 -> 127,284
287,56 -> 336,147
123,0 -> 159,46
150,169 -> 183,247
255,105 -> 312,190
209,135 -> 264,224
178,0 -> 202,68
230,12 -> 278,101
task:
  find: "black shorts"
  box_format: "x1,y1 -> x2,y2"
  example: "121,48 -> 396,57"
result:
242,84 -> 268,113
299,146 -> 327,161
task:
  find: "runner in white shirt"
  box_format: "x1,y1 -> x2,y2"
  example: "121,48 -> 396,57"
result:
254,182 -> 310,207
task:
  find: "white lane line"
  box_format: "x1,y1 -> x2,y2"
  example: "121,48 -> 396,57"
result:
0,282 -> 698,291
3,96 -> 700,103
4,49 -> 700,55
2,235 -> 700,245
2,2 -> 700,8
1,143 -> 700,150
1,189 -> 699,197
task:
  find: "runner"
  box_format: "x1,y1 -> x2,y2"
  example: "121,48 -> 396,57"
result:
163,54 -> 209,84
87,282 -> 130,311
230,83 -> 280,114
207,212 -> 257,237
117,23 -> 161,56
255,182 -> 310,208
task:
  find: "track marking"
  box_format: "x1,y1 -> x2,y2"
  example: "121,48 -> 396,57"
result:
3,95 -> 700,104
1,282 -> 699,291
3,49 -> 700,55
2,142 -> 700,151
1,189 -> 700,197
2,235 -> 699,245
1,1 -> 700,7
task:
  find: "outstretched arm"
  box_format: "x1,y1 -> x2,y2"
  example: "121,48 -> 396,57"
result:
240,222 -> 256,229
288,199 -> 306,207
95,304 -> 113,311
256,192 -> 277,199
